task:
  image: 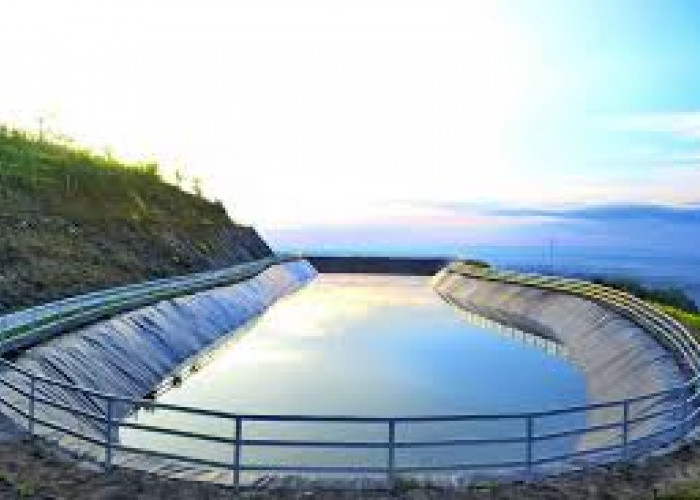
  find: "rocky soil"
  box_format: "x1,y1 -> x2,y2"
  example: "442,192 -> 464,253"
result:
0,214 -> 271,313
0,125 -> 274,314
0,437 -> 700,499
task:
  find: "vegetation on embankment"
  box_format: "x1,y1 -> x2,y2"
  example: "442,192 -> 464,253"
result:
0,126 -> 271,313
590,276 -> 699,313
588,276 -> 700,337
659,305 -> 700,336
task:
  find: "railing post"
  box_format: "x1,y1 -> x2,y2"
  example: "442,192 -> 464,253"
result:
104,396 -> 114,471
525,416 -> 533,478
233,416 -> 242,489
387,419 -> 396,488
28,376 -> 35,438
622,400 -> 629,460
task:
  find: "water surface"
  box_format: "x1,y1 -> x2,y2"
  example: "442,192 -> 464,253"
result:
123,274 -> 587,474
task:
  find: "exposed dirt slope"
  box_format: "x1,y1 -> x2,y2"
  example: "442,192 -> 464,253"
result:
0,127 -> 272,312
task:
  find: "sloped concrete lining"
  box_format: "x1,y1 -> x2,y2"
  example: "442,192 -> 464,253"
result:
433,267 -> 687,455
0,257 -> 293,355
0,260 -> 692,483
0,260 -> 317,457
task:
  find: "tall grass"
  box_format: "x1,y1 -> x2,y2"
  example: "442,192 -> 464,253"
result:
0,125 -> 228,226
0,125 -> 269,312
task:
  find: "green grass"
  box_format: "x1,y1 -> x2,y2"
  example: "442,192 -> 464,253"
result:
659,304 -> 700,335
587,275 -> 700,340
0,125 -> 271,312
0,125 -> 228,225
659,482 -> 700,499
590,275 -> 698,313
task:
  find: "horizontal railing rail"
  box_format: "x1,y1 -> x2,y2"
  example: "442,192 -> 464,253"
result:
0,262 -> 697,488
444,263 -> 700,377
0,255 -> 299,353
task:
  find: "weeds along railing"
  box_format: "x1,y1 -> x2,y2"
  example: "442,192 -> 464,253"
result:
0,263 -> 697,487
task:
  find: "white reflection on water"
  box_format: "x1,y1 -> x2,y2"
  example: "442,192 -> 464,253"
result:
122,274 -> 587,475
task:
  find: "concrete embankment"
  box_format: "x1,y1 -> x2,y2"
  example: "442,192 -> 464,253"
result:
0,260 -> 317,449
306,256 -> 449,275
433,266 -> 686,451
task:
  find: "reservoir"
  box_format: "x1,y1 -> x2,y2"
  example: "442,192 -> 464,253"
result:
121,274 -> 587,477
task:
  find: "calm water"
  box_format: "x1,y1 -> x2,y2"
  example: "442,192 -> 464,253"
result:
122,274 -> 586,475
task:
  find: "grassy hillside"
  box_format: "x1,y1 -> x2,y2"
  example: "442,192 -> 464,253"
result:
0,126 -> 271,312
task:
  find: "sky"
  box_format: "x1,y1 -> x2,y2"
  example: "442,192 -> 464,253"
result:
2,0 -> 700,255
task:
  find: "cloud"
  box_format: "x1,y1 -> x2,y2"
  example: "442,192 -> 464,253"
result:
600,111 -> 700,169
399,198 -> 700,225
482,203 -> 700,224
263,201 -> 700,257
609,111 -> 700,139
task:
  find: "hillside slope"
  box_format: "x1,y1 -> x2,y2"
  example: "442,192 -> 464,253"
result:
0,126 -> 272,312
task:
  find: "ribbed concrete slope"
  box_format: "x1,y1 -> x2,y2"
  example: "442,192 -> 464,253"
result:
0,260 -> 317,447
434,269 -> 685,449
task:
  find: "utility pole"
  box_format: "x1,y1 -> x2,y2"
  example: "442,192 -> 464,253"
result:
549,237 -> 555,274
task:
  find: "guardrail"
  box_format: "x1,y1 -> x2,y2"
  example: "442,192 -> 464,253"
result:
0,262 -> 697,488
444,263 -> 700,378
0,255 -> 295,354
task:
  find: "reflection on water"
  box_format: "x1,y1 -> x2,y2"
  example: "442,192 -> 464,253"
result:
122,274 -> 586,477
451,308 -> 569,359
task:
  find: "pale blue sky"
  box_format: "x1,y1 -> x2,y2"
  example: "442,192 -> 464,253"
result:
1,1 -> 699,253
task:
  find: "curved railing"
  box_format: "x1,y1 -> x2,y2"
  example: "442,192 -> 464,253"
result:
0,262 -> 697,488
443,262 -> 700,378
0,255 -> 295,354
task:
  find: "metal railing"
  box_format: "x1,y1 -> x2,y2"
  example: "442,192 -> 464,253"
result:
0,263 -> 697,487
0,255 -> 296,354
0,357 -> 698,487
444,263 -> 700,377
